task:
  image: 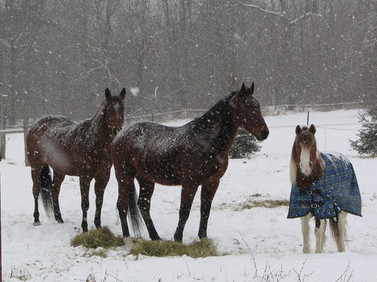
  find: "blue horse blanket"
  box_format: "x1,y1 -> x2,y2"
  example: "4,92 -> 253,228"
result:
288,152 -> 362,219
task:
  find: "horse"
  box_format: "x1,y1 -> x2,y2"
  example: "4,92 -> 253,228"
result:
288,124 -> 362,253
26,88 -> 126,232
111,82 -> 269,242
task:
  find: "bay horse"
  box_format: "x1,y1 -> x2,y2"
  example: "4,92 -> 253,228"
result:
26,88 -> 126,232
288,124 -> 362,253
111,83 -> 269,242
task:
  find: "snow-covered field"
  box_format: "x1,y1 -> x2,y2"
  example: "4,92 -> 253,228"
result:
2,109 -> 377,282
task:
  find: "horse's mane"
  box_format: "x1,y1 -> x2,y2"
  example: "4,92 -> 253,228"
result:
186,92 -> 238,155
88,100 -> 108,131
290,126 -> 325,188
63,100 -> 115,149
192,93 -> 235,129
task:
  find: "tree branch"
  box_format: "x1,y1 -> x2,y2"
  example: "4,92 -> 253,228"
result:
235,0 -> 284,17
289,12 -> 322,25
0,39 -> 10,49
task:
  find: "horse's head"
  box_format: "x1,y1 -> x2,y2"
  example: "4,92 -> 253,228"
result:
103,88 -> 126,130
295,125 -> 317,150
230,82 -> 269,141
291,124 -> 324,186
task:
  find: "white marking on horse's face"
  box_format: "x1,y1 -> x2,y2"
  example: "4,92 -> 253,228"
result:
299,145 -> 312,176
113,103 -> 120,113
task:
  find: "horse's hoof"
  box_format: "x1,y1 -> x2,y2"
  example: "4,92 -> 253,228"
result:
82,222 -> 88,232
173,234 -> 183,242
150,231 -> 161,241
198,233 -> 207,239
56,218 -> 64,224
33,221 -> 41,226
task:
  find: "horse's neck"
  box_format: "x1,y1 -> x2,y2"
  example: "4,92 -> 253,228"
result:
311,151 -> 325,177
291,147 -> 325,185
194,101 -> 238,155
86,109 -> 114,148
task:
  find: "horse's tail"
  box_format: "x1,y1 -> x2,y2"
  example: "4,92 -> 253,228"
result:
127,184 -> 142,238
329,217 -> 340,239
40,165 -> 54,218
329,212 -> 347,245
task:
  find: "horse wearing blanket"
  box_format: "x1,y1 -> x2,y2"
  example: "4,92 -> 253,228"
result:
288,124 -> 361,253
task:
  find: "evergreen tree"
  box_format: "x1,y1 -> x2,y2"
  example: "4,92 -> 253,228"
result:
351,107 -> 377,157
229,129 -> 261,159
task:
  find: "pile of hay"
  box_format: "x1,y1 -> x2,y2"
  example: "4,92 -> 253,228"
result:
71,227 -> 220,258
71,227 -> 124,249
128,238 -> 219,258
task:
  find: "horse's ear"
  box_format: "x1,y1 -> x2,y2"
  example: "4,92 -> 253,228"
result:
309,124 -> 316,135
119,88 -> 126,100
105,88 -> 111,100
295,125 -> 302,135
240,83 -> 247,94
250,82 -> 255,95
230,83 -> 248,107
236,82 -> 249,99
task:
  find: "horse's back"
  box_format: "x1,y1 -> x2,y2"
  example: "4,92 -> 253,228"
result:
112,122 -> 190,184
27,116 -> 75,138
114,122 -> 184,149
26,116 -> 78,169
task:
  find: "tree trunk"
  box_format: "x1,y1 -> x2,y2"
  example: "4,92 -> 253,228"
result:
8,43 -> 17,126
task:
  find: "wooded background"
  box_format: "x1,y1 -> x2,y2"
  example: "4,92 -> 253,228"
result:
0,0 -> 376,127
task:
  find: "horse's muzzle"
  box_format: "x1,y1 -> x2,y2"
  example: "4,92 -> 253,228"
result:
257,128 -> 269,141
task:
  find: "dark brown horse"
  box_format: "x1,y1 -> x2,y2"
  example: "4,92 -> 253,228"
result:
111,83 -> 269,242
26,88 -> 126,232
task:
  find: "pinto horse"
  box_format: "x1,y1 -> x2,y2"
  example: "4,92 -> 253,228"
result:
112,83 -> 269,241
288,125 -> 362,253
26,88 -> 126,232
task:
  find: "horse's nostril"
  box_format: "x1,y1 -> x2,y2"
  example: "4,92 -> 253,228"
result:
261,128 -> 269,139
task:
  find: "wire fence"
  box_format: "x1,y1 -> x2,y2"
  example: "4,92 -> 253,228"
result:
0,101 -> 373,162
125,101 -> 367,123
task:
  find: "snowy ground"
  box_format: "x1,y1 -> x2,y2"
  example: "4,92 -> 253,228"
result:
2,109 -> 377,282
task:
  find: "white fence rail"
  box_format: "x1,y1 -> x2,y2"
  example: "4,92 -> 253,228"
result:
0,128 -> 25,161
127,101 -> 365,123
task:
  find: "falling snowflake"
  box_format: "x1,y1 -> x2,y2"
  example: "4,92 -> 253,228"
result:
130,87 -> 140,96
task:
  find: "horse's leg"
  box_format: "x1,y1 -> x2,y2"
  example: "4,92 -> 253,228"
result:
79,176 -> 92,232
52,171 -> 65,223
198,179 -> 219,239
116,174 -> 135,238
315,219 -> 327,253
137,178 -> 160,240
337,212 -> 347,252
331,212 -> 347,252
31,167 -> 43,226
174,183 -> 199,242
301,214 -> 311,253
94,170 -> 110,229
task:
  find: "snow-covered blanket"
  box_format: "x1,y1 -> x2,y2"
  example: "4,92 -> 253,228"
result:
288,152 -> 362,219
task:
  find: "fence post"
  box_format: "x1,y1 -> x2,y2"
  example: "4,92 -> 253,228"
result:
0,134 -> 5,161
0,173 -> 2,282
0,101 -> 4,160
